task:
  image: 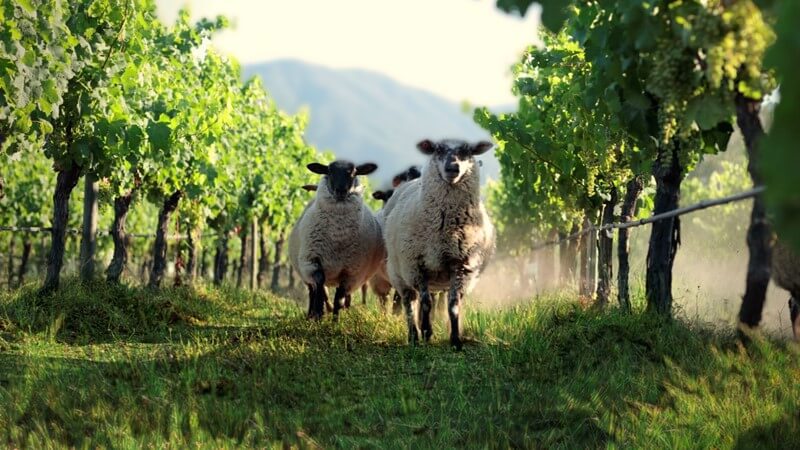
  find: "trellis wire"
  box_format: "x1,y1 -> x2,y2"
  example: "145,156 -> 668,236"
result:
0,226 -> 214,240
529,186 -> 764,251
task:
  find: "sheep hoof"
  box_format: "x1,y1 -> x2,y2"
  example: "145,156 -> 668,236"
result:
450,336 -> 463,351
408,328 -> 419,345
422,327 -> 433,343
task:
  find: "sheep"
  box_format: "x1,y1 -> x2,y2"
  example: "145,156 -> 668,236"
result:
289,160 -> 385,319
369,166 -> 424,312
383,139 -> 496,349
297,183 -> 375,308
302,183 -> 393,308
299,170 -> 414,311
771,239 -> 800,339
382,166 -> 473,319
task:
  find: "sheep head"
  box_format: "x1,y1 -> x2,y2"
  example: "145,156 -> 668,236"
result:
372,189 -> 394,204
417,139 -> 492,185
391,165 -> 422,188
307,160 -> 378,202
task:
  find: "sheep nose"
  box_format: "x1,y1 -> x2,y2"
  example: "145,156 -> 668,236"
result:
444,155 -> 457,170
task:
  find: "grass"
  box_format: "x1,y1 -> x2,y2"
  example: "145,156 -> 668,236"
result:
0,280 -> 798,449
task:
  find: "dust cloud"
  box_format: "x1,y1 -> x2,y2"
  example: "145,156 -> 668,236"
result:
467,203 -> 795,339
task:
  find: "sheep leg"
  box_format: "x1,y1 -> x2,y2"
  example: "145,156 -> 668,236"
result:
392,291 -> 403,315
344,294 -> 352,309
419,280 -> 433,343
448,274 -> 466,350
401,289 -> 420,345
379,294 -> 389,313
333,285 -> 348,319
310,267 -> 326,320
362,284 -> 368,305
305,284 -> 314,319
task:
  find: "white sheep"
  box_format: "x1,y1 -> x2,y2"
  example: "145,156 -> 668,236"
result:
368,166 -> 423,312
289,161 -> 385,319
383,139 -> 496,348
294,183 -> 362,309
772,239 -> 800,339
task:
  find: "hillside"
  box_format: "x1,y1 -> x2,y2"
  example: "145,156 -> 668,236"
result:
243,59 -> 500,186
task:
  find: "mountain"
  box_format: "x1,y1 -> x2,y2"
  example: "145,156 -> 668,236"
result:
242,59 -> 500,187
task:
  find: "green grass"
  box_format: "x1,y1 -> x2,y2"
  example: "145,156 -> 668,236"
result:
0,280 -> 798,449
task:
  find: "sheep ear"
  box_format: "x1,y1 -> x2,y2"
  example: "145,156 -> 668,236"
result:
302,184 -> 318,192
470,141 -> 493,155
417,139 -> 435,155
355,163 -> 378,175
307,163 -> 328,175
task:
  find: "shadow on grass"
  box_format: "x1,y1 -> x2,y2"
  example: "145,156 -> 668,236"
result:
734,413 -> 800,449
1,332 -> 413,447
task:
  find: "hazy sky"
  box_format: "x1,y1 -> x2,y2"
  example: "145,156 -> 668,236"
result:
155,0 -> 541,106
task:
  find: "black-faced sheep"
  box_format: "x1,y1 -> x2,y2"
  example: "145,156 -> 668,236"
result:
289,160 -> 384,319
392,166 -> 422,188
369,166 -> 423,312
293,184 -> 365,310
383,139 -> 496,348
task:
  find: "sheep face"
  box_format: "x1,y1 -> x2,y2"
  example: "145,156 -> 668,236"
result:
417,139 -> 492,185
373,189 -> 394,204
307,160 -> 378,202
391,165 -> 422,187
